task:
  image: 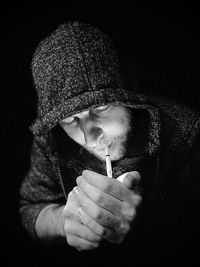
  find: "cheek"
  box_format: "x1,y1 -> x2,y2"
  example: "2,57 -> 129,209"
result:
63,127 -> 84,145
104,117 -> 128,136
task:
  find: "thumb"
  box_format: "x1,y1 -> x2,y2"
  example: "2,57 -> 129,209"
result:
117,171 -> 141,189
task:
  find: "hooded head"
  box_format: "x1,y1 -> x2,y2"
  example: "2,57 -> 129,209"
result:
30,21 -> 140,136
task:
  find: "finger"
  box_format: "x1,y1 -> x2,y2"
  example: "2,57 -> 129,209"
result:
63,191 -> 80,221
121,171 -> 141,190
73,186 -> 120,231
78,207 -> 105,236
76,177 -> 123,215
64,219 -> 101,242
78,207 -> 123,244
80,170 -> 131,201
66,234 -> 99,251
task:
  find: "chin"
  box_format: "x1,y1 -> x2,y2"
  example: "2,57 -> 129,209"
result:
110,143 -> 126,161
90,150 -> 106,162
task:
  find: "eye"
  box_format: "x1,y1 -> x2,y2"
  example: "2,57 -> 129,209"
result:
60,117 -> 79,127
91,105 -> 112,114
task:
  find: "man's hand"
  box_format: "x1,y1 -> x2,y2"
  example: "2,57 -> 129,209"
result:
62,188 -> 102,251
73,170 -> 142,244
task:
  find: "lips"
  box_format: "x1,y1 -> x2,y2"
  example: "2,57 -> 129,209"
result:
86,139 -> 112,152
95,147 -> 105,152
95,142 -> 112,151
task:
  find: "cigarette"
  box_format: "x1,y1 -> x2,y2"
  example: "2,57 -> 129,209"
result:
105,146 -> 113,178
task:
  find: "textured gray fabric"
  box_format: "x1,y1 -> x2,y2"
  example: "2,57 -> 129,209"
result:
31,21 -> 134,135
19,21 -> 200,261
20,94 -> 200,240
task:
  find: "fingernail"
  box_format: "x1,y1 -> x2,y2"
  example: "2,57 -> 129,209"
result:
126,174 -> 134,180
73,186 -> 79,195
76,176 -> 82,185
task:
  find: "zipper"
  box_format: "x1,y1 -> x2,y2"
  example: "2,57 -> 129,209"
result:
55,161 -> 68,202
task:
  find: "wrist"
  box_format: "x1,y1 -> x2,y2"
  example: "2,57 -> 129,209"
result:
35,204 -> 65,241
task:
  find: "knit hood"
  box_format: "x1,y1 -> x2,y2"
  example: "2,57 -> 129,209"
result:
30,21 -> 160,156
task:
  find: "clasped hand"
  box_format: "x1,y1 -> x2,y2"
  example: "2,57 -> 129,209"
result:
63,170 -> 142,251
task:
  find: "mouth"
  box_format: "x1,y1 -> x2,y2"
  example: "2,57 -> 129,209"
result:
84,142 -> 114,161
95,143 -> 112,152
94,147 -> 106,152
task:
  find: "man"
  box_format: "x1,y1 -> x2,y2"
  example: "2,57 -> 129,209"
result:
20,21 -> 200,265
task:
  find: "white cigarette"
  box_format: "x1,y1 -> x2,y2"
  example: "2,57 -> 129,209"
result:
105,146 -> 112,178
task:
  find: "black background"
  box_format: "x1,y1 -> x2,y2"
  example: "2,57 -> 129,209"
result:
2,6 -> 200,266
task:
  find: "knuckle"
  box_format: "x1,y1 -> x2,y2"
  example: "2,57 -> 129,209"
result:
129,171 -> 141,180
124,223 -> 131,233
66,235 -> 73,246
67,191 -> 74,201
106,230 -> 123,244
93,242 -> 100,249
82,169 -> 87,176
136,195 -> 142,205
64,223 -> 69,233
103,181 -> 112,193
129,208 -> 136,221
93,234 -> 102,242
78,242 -> 99,251
81,231 -> 89,240
109,215 -> 119,230
81,228 -> 100,242
77,246 -> 84,251
82,170 -> 90,179
91,222 -> 105,237
119,221 -> 130,235
130,194 -> 142,207
62,208 -> 71,219
134,171 -> 141,180
95,191 -> 105,205
116,235 -> 125,244
64,221 -> 72,234
123,205 -> 136,221
81,199 -> 86,208
87,219 -> 98,234
101,227 -> 110,237
96,225 -> 106,236
93,207 -> 103,221
79,196 -> 88,208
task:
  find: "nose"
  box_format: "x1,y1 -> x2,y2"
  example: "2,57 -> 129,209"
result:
80,120 -> 104,148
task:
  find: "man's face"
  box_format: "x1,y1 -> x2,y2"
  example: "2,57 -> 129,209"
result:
60,105 -> 132,161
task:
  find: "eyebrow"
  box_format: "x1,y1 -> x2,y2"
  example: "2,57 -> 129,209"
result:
60,105 -> 112,124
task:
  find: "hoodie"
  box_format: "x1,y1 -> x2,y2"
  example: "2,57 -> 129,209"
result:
19,21 -> 200,265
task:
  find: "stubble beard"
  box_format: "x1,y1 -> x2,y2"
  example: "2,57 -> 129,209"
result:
84,110 -> 132,162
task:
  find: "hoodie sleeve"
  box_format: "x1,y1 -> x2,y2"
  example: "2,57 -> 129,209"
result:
161,122 -> 200,262
19,137 -> 65,240
142,115 -> 200,262
169,116 -> 200,235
